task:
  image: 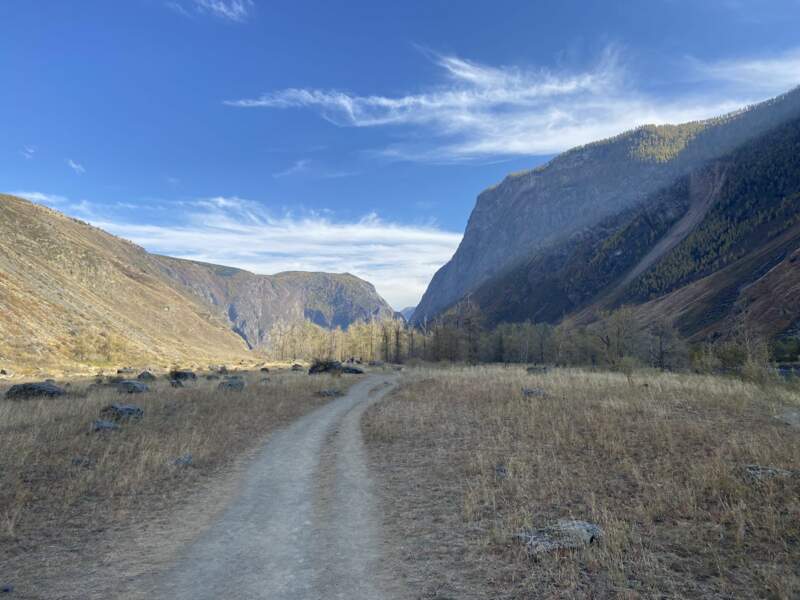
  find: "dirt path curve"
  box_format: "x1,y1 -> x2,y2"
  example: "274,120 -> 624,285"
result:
140,374 -> 406,600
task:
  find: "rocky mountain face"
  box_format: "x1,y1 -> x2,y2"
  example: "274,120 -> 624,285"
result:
467,114 -> 800,339
0,195 -> 394,372
412,88 -> 800,327
153,257 -> 396,348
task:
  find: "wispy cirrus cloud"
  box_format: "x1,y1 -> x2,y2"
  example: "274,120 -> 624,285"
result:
20,145 -> 36,159
272,159 -> 310,178
169,0 -> 253,22
66,158 -> 85,174
226,46 -> 800,161
10,191 -> 460,308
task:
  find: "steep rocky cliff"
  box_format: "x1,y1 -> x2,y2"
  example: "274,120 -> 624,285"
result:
412,87 -> 800,326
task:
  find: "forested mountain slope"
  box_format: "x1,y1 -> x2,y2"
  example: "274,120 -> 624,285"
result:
412,87 -> 800,326
465,112 -> 800,339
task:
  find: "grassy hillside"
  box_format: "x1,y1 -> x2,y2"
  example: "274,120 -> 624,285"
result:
0,195 -> 250,375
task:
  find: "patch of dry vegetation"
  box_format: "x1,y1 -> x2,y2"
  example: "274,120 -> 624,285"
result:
0,368 -> 350,596
364,367 -> 800,599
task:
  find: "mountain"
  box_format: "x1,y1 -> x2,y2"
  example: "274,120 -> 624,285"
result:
153,257 -> 395,348
412,87 -> 800,327
399,306 -> 416,321
0,194 -> 394,373
467,114 -> 800,339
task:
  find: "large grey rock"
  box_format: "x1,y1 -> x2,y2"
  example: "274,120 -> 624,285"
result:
514,519 -> 604,555
776,410 -> 800,428
309,360 -> 342,375
5,381 -> 66,400
116,380 -> 149,394
101,403 -> 144,420
137,371 -> 157,382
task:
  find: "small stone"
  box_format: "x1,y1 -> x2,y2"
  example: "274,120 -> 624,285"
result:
526,365 -> 550,374
514,519 -> 603,555
71,456 -> 94,468
173,453 -> 193,467
0,369 -> 7,375
776,410 -> 800,428
743,464 -> 797,482
170,379 -> 184,388
291,364 -> 304,371
494,463 -> 509,480
521,387 -> 547,398
101,403 -> 144,421
316,389 -> 343,398
260,367 -> 270,373
91,419 -> 121,432
1,583 -> 13,593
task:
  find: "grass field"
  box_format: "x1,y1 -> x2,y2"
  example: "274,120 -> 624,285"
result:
0,366 -> 351,597
363,366 -> 800,599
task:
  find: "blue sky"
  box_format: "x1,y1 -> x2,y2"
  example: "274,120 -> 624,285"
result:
2,0 -> 800,308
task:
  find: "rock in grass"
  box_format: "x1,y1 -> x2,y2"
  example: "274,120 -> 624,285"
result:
0,583 -> 13,593
316,389 -> 343,398
521,387 -> 547,398
291,363 -> 304,371
173,453 -> 193,467
170,370 -> 196,382
526,365 -> 550,374
137,371 -> 156,382
170,379 -> 184,388
743,464 -> 797,482
115,380 -> 149,394
218,378 -> 245,392
342,365 -> 365,374
91,419 -> 121,432
5,381 -> 66,400
308,360 -> 342,374
514,519 -> 603,555
776,410 -> 800,429
100,403 -> 144,421
494,463 -> 509,480
260,366 -> 270,373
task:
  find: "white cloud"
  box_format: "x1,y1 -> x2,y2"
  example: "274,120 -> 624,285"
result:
193,0 -> 252,21
21,145 -> 36,159
90,196 -> 461,309
226,46 -> 800,160
66,159 -> 85,174
272,159 -> 310,178
9,191 -> 67,205
695,48 -> 800,94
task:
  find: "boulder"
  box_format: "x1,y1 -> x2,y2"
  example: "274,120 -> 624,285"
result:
309,360 -> 342,375
169,379 -> 184,388
91,419 -> 121,432
743,464 -> 797,482
170,370 -> 196,381
115,380 -> 149,394
137,371 -> 156,382
291,364 -> 304,371
5,381 -> 66,400
494,463 -> 509,481
260,367 -> 270,373
316,389 -> 343,398
521,387 -> 547,398
342,365 -> 364,374
0,369 -> 7,375
514,519 -> 604,555
218,378 -> 245,392
101,403 -> 144,421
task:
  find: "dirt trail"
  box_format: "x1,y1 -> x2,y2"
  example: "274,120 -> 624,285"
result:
128,374 -> 406,600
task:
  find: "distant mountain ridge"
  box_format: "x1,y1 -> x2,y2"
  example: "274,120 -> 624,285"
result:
412,87 -> 800,328
0,194 -> 394,372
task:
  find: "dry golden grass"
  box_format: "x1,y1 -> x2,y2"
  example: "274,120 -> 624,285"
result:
0,366 -> 351,594
364,366 -> 800,599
